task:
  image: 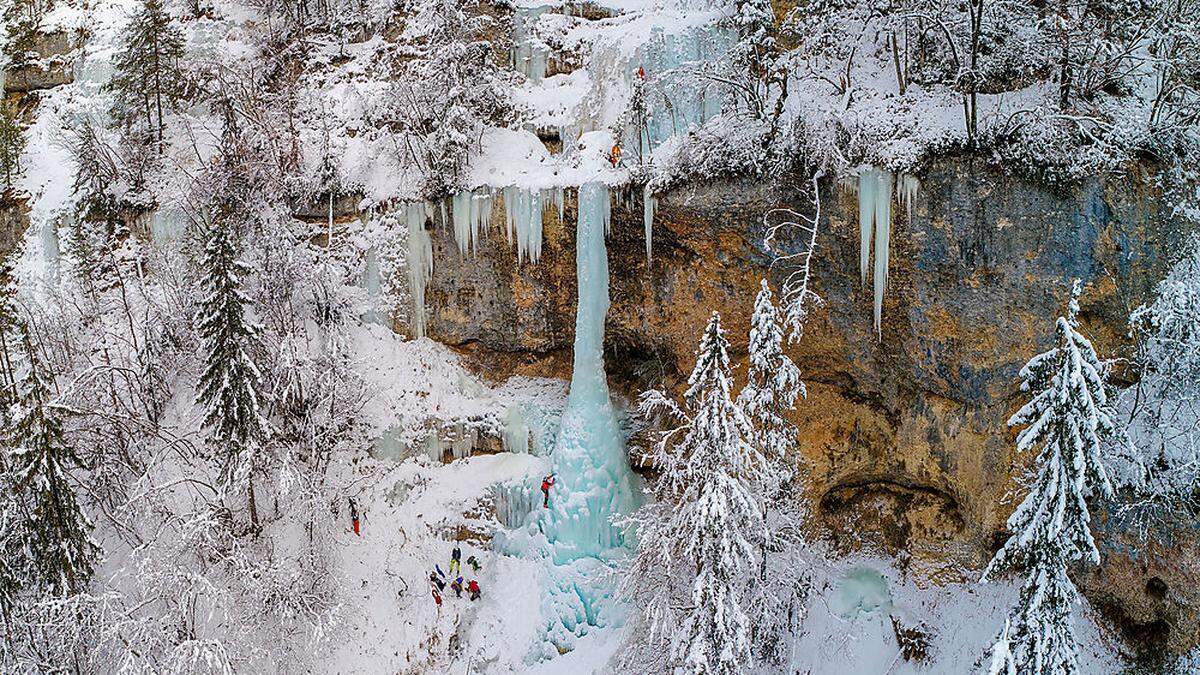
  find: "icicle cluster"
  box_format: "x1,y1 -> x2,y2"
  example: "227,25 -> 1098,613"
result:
510,7 -> 550,82
492,479 -> 540,528
449,186 -> 564,264
503,186 -> 564,264
856,167 -> 918,337
405,202 -> 434,338
451,190 -> 493,256
501,403 -> 530,454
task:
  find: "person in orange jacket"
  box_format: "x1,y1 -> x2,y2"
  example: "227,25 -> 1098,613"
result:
541,474 -> 555,508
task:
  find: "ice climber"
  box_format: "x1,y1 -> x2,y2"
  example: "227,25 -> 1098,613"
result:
348,497 -> 360,536
466,555 -> 481,573
451,577 -> 463,598
449,544 -> 462,575
430,571 -> 445,592
541,473 -> 555,508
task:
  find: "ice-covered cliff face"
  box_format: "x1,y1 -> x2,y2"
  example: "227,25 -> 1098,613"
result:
417,157 -> 1199,653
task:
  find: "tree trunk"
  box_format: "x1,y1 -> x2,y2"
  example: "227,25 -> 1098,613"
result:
248,472 -> 260,533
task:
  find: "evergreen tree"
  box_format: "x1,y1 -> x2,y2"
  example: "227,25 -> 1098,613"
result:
738,279 -> 803,501
624,312 -> 763,675
0,100 -> 25,188
1126,233 -> 1200,504
0,259 -> 21,407
195,219 -> 268,528
982,281 -> 1117,675
108,0 -> 188,142
737,279 -> 809,664
5,338 -> 99,595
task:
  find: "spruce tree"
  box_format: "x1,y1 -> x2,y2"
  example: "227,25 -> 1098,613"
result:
625,312 -> 763,675
195,219 -> 268,528
982,281 -> 1117,675
108,0 -> 188,142
738,279 -> 803,500
5,338 -> 99,595
737,279 -> 808,664
0,100 -> 25,188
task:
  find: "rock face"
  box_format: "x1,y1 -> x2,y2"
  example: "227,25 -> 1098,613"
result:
412,158 -> 1192,649
4,30 -> 74,93
0,193 -> 30,260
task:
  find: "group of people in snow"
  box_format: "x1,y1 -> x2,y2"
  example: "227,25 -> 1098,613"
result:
430,544 -> 482,608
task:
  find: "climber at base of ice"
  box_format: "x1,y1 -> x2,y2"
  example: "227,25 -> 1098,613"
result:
429,571 -> 446,593
609,144 -> 622,167
451,577 -> 463,598
541,473 -> 556,508
348,497 -> 360,536
468,579 -> 481,601
449,544 -> 462,575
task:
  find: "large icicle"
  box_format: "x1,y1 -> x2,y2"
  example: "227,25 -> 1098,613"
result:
898,173 -> 919,220
642,189 -> 656,262
406,202 -> 434,338
872,171 -> 894,335
857,167 -> 898,337
858,169 -> 878,286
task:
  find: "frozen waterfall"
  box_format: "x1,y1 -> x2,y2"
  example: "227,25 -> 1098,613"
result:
545,182 -> 636,561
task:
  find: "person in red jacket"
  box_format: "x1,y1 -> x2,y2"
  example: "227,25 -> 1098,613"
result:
467,579 -> 481,601
540,474 -> 555,508
349,497 -> 360,536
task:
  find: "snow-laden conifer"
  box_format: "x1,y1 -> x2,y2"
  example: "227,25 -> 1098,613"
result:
983,280 -> 1117,675
5,339 -> 99,595
109,0 -> 188,141
622,312 -> 763,675
739,279 -> 803,499
1126,233 -> 1200,504
195,219 -> 268,526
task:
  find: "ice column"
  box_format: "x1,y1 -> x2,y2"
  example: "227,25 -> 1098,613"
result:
546,183 -> 636,563
406,202 -> 434,338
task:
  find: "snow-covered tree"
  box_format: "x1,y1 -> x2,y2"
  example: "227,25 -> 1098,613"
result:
736,280 -> 811,663
195,217 -> 269,529
1114,232 -> 1200,513
0,100 -> 25,188
982,280 -> 1118,674
376,0 -> 510,198
739,279 -> 804,499
108,0 -> 188,142
5,339 -> 99,595
622,312 -> 764,675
